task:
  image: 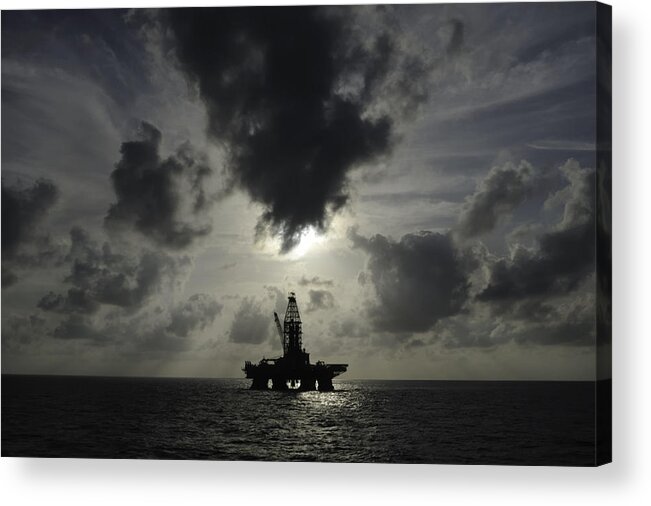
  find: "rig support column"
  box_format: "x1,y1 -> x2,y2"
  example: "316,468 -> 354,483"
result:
299,375 -> 316,391
250,376 -> 269,390
317,377 -> 334,391
272,377 -> 288,390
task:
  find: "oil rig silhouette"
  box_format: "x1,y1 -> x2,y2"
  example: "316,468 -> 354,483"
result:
243,292 -> 348,391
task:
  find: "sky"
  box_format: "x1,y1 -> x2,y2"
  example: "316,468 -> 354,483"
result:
1,3 -> 608,380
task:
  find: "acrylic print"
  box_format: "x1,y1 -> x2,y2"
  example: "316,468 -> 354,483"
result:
1,2 -> 611,465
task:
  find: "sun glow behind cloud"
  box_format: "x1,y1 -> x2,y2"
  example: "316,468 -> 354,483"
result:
288,227 -> 325,259
257,226 -> 326,259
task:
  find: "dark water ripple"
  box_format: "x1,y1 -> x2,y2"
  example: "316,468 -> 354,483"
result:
1,375 -> 596,465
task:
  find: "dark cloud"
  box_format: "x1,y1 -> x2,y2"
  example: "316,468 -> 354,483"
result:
1,179 -> 63,286
478,227 -> 593,302
136,294 -> 222,352
38,288 -> 100,315
329,315 -> 367,340
349,228 -> 471,333
105,121 -> 215,250
511,318 -> 594,346
393,159 -> 598,351
166,6 -> 429,251
436,295 -> 595,349
2,267 -> 19,288
39,227 -> 189,315
53,314 -> 108,343
298,276 -> 334,287
48,293 -> 221,350
446,19 -> 464,55
165,293 -> 222,338
2,178 -> 58,259
228,297 -> 272,344
306,289 -> 335,312
506,295 -> 595,347
478,160 -> 595,303
265,285 -> 289,315
457,161 -> 535,238
2,314 -> 48,353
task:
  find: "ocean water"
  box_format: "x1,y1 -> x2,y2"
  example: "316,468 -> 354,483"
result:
1,375 -> 597,465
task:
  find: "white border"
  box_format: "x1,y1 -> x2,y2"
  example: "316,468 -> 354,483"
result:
1,0 -> 650,504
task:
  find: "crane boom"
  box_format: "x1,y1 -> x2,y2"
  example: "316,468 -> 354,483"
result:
273,312 -> 285,352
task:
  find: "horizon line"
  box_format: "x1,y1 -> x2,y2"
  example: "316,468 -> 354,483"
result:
0,372 -> 605,382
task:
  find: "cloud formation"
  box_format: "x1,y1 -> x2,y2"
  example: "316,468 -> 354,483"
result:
349,228 -> 471,333
478,159 -> 595,304
165,293 -> 222,338
2,178 -> 58,257
39,227 -> 189,315
2,178 -> 61,286
53,314 -> 109,343
38,288 -> 100,315
457,161 -> 535,238
306,289 -> 335,312
137,293 -> 222,352
49,293 -> 222,351
298,276 -> 334,287
228,297 -> 272,344
446,19 -> 464,55
105,122 -> 215,250
2,314 -> 47,354
329,316 -> 368,340
2,268 -> 19,288
166,6 -> 429,251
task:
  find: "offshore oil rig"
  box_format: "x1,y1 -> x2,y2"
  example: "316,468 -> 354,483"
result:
243,292 -> 348,391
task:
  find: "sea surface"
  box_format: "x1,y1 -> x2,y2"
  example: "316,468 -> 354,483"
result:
1,375 -> 597,465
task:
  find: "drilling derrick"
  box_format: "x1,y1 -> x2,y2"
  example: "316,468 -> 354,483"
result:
283,293 -> 303,356
243,292 -> 348,391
